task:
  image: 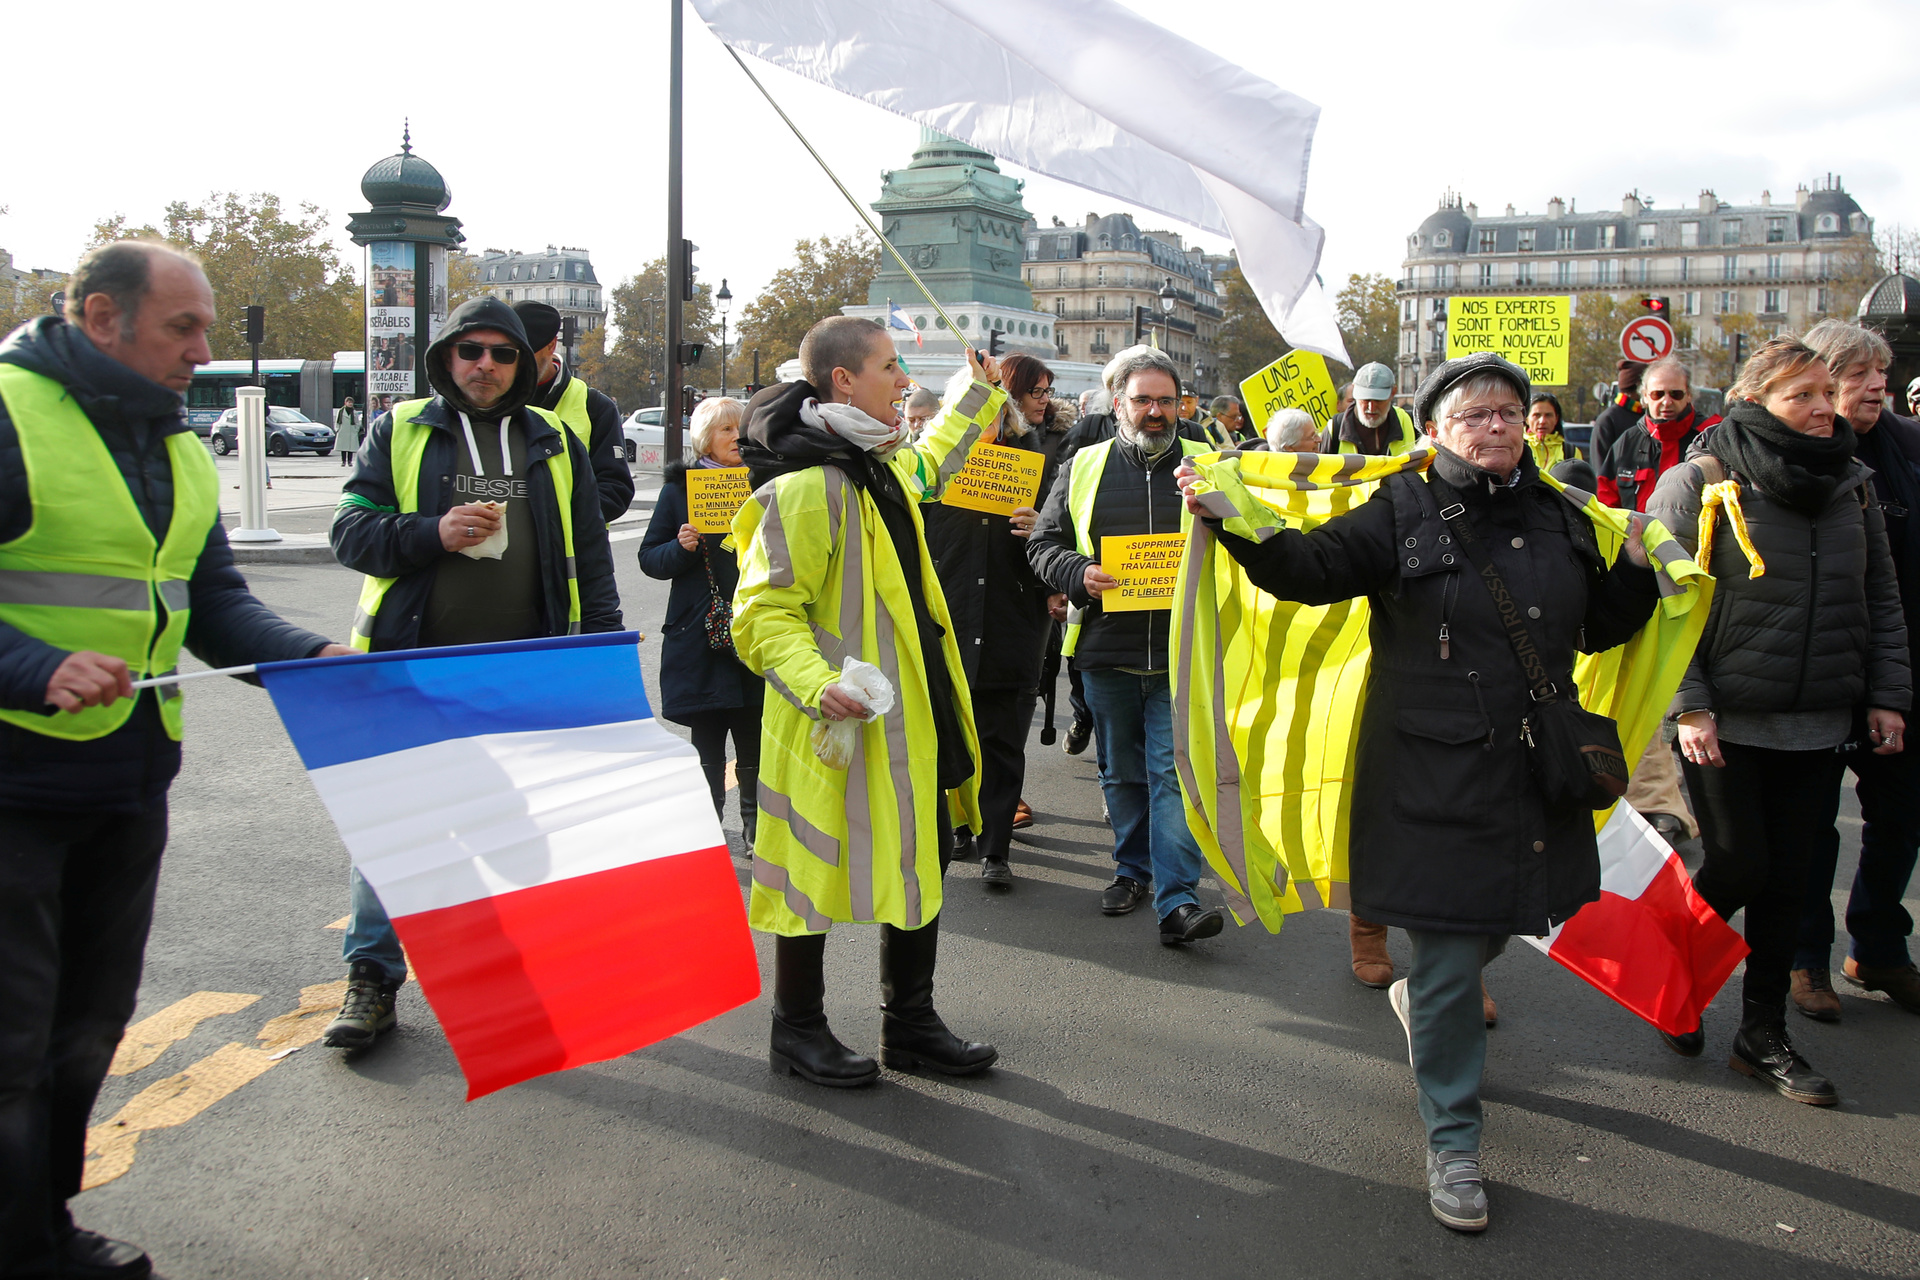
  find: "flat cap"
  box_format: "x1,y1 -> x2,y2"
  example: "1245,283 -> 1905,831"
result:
512,301 -> 563,351
1412,351 -> 1532,429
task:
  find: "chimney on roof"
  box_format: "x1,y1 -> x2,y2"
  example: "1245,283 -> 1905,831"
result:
1761,190 -> 1772,206
1547,197 -> 1565,219
1465,202 -> 1478,219
1796,184 -> 1811,210
1085,212 -> 1098,227
1623,192 -> 1641,217
1504,204 -> 1515,216
1699,189 -> 1716,212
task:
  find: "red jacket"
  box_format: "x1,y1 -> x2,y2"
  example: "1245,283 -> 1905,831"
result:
1596,409 -> 1720,511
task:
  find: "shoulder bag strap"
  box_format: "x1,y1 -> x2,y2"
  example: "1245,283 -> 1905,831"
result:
1426,473 -> 1561,706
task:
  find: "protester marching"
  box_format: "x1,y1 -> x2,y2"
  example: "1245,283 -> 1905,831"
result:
6,0 -> 1920,1272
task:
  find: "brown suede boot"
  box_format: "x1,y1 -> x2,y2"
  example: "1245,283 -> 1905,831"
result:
1482,980 -> 1498,1028
1790,968 -> 1842,1022
1349,915 -> 1393,988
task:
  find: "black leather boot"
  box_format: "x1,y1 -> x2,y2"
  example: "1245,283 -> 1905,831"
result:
770,933 -> 878,1087
1729,1001 -> 1837,1106
737,768 -> 759,846
879,917 -> 998,1075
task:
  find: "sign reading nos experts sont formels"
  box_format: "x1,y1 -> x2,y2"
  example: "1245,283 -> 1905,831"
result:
1445,295 -> 1572,387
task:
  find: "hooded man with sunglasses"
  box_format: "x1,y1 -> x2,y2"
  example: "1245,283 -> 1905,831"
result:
324,296 -> 621,1049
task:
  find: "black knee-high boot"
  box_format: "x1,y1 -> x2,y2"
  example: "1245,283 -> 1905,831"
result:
879,915 -> 997,1075
736,764 -> 759,846
770,933 -> 878,1087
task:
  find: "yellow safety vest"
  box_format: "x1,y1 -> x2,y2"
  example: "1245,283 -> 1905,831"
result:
348,400 -> 580,651
1333,406 -> 1421,456
0,364 -> 218,740
1059,434 -> 1209,657
731,379 -> 1006,936
1529,433 -> 1568,471
551,375 -> 591,447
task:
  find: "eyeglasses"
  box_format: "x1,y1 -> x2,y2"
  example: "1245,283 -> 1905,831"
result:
1646,388 -> 1689,400
454,342 -> 520,365
1024,386 -> 1053,399
1127,395 -> 1178,412
1445,404 -> 1527,429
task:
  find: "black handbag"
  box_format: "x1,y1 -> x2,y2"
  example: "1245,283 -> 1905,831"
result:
1429,476 -> 1629,810
700,541 -> 736,655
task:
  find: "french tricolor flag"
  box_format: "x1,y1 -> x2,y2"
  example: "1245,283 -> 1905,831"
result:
258,633 -> 760,1098
1525,805 -> 1746,1035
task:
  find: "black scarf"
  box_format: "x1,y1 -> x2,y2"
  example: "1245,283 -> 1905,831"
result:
1710,398 -> 1857,516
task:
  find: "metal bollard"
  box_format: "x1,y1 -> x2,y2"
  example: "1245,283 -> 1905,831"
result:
230,386 -> 282,543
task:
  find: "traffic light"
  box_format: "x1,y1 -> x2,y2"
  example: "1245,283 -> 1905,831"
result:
676,341 -> 704,367
988,329 -> 1005,358
1641,296 -> 1670,317
241,305 -> 264,347
682,239 -> 698,302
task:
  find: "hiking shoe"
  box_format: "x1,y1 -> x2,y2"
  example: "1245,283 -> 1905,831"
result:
1729,1018 -> 1838,1106
1389,978 -> 1414,1066
1100,876 -> 1149,916
1064,718 -> 1092,756
323,960 -> 400,1049
1790,968 -> 1841,1021
1427,1150 -> 1488,1232
1842,957 -> 1920,1014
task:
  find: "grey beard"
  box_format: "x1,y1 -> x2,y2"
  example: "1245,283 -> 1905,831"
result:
1357,405 -> 1390,430
1119,420 -> 1176,458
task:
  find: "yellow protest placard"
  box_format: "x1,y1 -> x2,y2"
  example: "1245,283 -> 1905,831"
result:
687,466 -> 754,533
1445,295 -> 1572,386
941,441 -> 1046,515
1239,350 -> 1339,431
1099,533 -> 1185,612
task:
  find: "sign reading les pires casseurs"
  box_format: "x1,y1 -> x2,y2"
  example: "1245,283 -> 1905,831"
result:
1100,533 -> 1186,613
1239,350 -> 1339,431
941,442 -> 1046,516
1445,295 -> 1572,386
687,467 -> 754,533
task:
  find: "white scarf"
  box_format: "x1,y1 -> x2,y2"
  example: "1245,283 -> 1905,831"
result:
801,398 -> 909,458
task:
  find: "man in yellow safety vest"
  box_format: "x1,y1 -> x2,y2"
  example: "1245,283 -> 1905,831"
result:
326,296 -> 621,1051
0,241 -> 352,1280
514,300 -> 634,522
1320,361 -> 1419,456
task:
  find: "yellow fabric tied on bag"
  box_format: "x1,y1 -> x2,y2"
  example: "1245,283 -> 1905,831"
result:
1697,480 -> 1766,580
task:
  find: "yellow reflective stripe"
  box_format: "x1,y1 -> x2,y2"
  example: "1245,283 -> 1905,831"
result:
751,856 -> 832,933
871,595 -> 922,928
762,668 -> 820,719
1698,480 -> 1765,579
0,569 -> 151,611
755,782 -> 841,867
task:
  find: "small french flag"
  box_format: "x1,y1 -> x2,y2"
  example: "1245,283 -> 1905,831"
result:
888,300 -> 924,348
259,633 -> 760,1098
1525,805 -> 1746,1035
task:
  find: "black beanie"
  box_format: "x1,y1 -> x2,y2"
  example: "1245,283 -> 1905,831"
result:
513,301 -> 563,351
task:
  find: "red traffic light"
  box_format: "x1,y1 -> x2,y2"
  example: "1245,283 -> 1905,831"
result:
1641,296 -> 1670,315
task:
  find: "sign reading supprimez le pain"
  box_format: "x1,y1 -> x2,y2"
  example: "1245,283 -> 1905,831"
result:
1238,350 -> 1339,430
1099,533 -> 1186,612
1445,296 -> 1572,386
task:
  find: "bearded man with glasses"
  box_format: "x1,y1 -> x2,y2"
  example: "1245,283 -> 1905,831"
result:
324,297 -> 622,1050
1028,346 -> 1227,944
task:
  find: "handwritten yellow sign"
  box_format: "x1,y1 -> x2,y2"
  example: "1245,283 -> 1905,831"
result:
1239,351 -> 1339,431
941,441 -> 1046,515
1099,533 -> 1185,612
1445,295 -> 1572,386
687,466 -> 753,533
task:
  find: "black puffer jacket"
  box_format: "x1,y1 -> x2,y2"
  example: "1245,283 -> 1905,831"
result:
1216,448 -> 1661,935
637,461 -> 761,722
922,424 -> 1061,690
1646,443 -> 1911,718
0,317 -> 332,811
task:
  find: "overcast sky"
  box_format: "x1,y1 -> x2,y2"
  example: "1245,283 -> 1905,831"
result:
7,0 -> 1917,332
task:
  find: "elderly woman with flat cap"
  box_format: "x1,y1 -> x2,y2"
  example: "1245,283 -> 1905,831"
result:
1180,353 -> 1660,1234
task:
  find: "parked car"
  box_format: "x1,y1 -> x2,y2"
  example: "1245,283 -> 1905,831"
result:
622,407 -> 665,466
210,406 -> 335,457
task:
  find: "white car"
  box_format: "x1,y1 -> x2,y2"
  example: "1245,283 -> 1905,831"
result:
621,407 -> 665,466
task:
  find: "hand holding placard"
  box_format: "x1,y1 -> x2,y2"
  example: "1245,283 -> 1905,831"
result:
1099,533 -> 1185,612
687,467 -> 754,533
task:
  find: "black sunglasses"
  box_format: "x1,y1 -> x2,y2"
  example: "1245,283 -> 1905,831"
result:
454,342 -> 520,365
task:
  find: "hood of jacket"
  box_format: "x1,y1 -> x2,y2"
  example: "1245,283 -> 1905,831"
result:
740,379 -> 856,490
0,316 -> 188,433
424,297 -> 540,418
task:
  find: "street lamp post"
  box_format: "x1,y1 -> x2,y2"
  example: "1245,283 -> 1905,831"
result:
1157,279 -> 1177,352
717,278 -> 732,398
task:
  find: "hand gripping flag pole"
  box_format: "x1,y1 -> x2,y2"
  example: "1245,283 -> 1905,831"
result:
720,44 -> 973,352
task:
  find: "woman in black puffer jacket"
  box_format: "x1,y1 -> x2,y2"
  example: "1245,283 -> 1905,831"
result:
639,397 -> 764,842
1646,337 -> 1910,1105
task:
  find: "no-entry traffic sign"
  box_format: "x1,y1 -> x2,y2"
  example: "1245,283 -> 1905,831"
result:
1620,316 -> 1675,363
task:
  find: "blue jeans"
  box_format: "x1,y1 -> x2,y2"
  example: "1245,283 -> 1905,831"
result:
344,868 -> 406,986
1079,667 -> 1204,918
1408,932 -> 1507,1153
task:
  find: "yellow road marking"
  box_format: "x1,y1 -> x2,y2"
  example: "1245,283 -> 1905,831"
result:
257,981 -> 349,1054
326,915 -> 350,930
108,992 -> 259,1076
725,759 -> 737,792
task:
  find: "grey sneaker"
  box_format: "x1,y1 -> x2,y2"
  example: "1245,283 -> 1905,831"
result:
1427,1149 -> 1488,1232
1388,978 -> 1413,1066
323,960 -> 400,1049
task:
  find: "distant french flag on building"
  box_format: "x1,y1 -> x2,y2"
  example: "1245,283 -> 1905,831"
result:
1525,805 -> 1746,1036
258,633 -> 760,1099
888,299 -> 924,348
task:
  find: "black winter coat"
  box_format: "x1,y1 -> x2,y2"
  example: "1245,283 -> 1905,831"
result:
1588,395 -> 1643,469
638,463 -> 762,723
1645,446 -> 1911,718
922,427 -> 1060,690
331,397 -> 622,650
1216,448 -> 1660,935
0,318 -> 331,811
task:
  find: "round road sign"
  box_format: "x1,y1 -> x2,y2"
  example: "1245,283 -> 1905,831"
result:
1620,316 -> 1675,363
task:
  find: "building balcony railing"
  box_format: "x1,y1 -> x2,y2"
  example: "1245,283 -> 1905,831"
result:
1053,308 -> 1202,330
1088,343 -> 1112,356
1396,267 -> 1839,292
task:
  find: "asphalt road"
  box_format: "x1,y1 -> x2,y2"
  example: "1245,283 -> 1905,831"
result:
72,515 -> 1920,1280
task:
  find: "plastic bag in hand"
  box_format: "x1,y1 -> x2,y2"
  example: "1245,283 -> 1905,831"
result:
458,501 -> 509,560
809,657 -> 896,770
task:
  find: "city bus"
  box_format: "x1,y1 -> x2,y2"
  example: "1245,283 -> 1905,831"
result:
185,351 -> 364,434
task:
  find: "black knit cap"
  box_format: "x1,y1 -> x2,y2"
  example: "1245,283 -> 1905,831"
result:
513,301 -> 563,351
1411,351 -> 1532,429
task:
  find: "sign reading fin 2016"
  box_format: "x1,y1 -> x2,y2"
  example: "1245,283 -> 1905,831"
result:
1445,295 -> 1572,386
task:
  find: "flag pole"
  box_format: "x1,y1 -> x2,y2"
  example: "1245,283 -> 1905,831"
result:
130,664 -> 258,691
719,43 -> 973,351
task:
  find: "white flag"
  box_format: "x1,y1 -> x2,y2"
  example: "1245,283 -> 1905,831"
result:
693,0 -> 1350,364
